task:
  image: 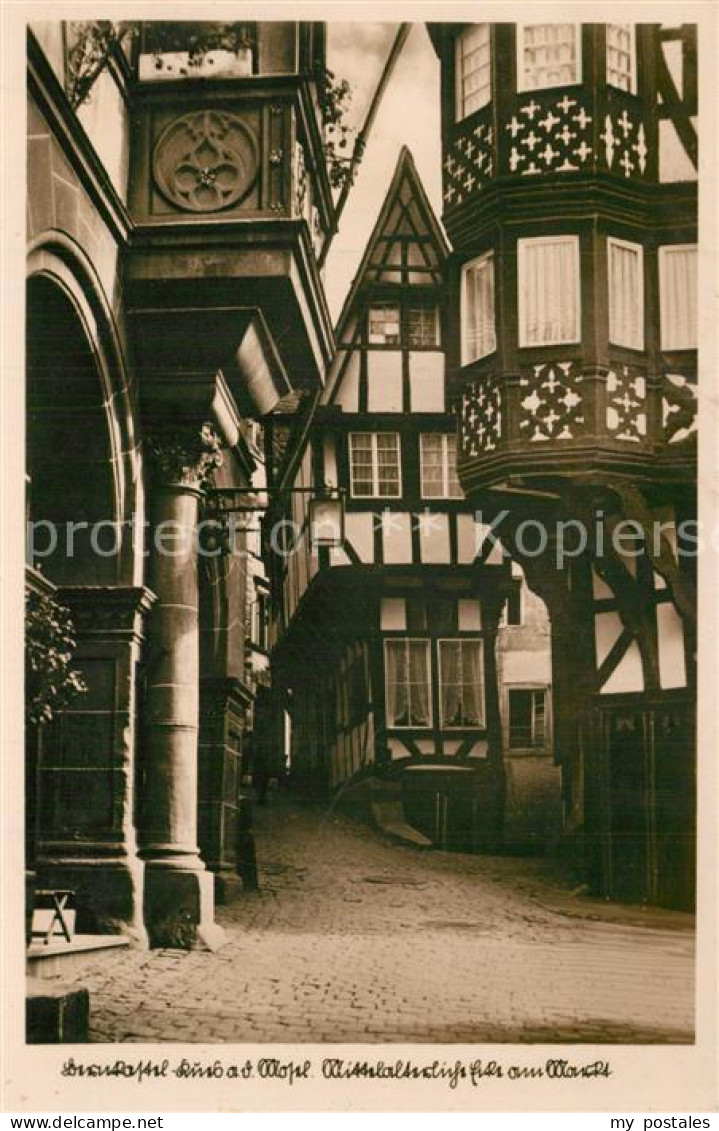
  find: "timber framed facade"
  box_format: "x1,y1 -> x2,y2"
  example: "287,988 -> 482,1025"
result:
265,150 -> 557,852
428,20 -> 698,907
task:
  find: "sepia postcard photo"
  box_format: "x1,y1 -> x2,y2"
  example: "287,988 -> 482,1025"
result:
3,0 -> 718,1115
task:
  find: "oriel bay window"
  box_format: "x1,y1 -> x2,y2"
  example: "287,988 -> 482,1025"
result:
608,237 -> 644,350
420,433 -> 463,499
518,236 -> 580,347
455,24 -> 491,120
518,25 -> 581,91
384,639 -> 432,728
438,640 -> 485,728
461,251 -> 496,364
659,245 -> 698,350
349,432 -> 401,498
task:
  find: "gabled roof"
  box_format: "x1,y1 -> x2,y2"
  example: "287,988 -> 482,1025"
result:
334,146 -> 451,340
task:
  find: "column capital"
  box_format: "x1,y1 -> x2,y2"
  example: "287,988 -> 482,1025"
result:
145,421 -> 223,489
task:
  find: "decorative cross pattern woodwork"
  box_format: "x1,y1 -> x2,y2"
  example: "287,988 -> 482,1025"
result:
599,97 -> 649,180
606,366 -> 647,442
152,110 -> 258,213
662,373 -> 697,444
444,109 -> 494,207
503,93 -> 593,177
518,362 -> 583,442
461,378 -> 502,457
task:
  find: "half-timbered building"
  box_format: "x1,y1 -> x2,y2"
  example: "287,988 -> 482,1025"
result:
264,149 -> 557,851
428,21 -> 698,906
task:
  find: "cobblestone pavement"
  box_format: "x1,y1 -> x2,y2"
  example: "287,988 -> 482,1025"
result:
68,794 -> 694,1044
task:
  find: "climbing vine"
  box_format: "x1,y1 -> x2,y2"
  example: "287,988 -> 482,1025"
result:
26,589 -> 86,727
313,65 -> 359,189
65,21 -> 360,190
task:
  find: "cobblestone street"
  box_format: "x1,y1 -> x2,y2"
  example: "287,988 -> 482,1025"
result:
68,794 -> 694,1044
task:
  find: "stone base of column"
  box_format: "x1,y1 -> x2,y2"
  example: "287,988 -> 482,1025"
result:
36,856 -> 147,944
143,864 -> 225,951
212,866 -> 243,905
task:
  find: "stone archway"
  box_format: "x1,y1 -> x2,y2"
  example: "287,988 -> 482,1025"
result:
26,238 -> 152,936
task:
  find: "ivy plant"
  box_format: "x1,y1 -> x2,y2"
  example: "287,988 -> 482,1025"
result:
26,589 -> 86,727
65,21 -> 360,191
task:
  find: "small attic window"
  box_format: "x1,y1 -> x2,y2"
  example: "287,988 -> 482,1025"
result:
408,306 -> 439,348
368,304 -> 401,345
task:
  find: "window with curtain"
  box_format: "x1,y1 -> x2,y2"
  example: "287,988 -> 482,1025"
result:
455,24 -> 491,120
508,688 -> 547,748
462,251 -> 496,364
384,639 -> 432,728
606,24 -> 635,92
368,304 -> 401,344
438,640 -> 484,728
408,305 -> 439,348
420,434 -> 463,498
519,24 -> 581,90
608,238 -> 644,349
659,245 -> 698,350
349,432 -> 401,498
518,236 -> 580,346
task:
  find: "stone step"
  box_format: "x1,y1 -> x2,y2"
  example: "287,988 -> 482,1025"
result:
27,934 -> 129,979
26,977 -> 89,1044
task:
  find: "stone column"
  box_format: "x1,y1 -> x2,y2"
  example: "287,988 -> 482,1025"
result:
140,423 -> 224,948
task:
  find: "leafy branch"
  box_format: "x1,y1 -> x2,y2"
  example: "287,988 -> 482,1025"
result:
66,21 -> 137,109
26,590 -> 87,727
314,65 -> 359,190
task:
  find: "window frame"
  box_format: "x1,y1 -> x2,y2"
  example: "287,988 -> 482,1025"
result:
419,433 -> 463,500
455,23 -> 492,121
437,637 -> 486,730
408,304 -> 441,350
507,686 -> 548,751
517,23 -> 582,93
348,432 -> 402,499
607,236 -> 644,350
605,23 -> 637,95
368,303 -> 402,346
658,244 -> 698,351
383,637 -> 433,730
501,581 -> 523,627
517,234 -> 582,348
461,250 -> 497,365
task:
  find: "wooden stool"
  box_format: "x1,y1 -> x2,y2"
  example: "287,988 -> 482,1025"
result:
32,889 -> 75,944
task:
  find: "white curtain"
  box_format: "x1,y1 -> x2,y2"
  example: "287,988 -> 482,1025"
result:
463,252 -> 495,362
609,240 -> 642,349
386,640 -> 430,727
440,641 -> 484,727
660,246 -> 698,350
520,237 -> 578,346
